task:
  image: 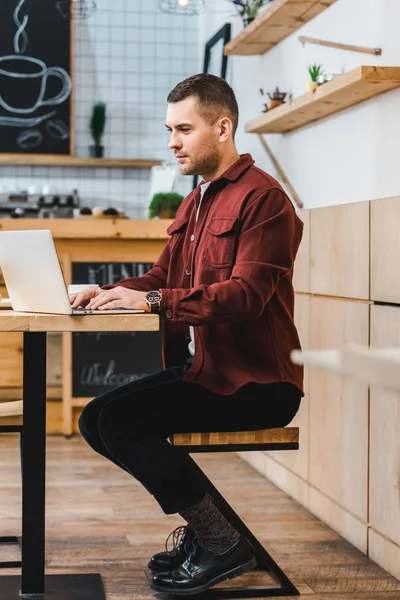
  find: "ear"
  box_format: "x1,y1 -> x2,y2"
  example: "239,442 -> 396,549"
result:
217,117 -> 233,142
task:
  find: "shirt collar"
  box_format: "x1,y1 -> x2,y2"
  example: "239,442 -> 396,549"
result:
198,153 -> 254,187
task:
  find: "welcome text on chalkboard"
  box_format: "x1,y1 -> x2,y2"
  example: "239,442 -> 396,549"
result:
72,262 -> 162,398
0,0 -> 72,155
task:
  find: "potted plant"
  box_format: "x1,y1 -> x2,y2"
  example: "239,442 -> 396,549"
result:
307,64 -> 323,92
89,102 -> 106,158
228,0 -> 273,27
148,192 -> 184,219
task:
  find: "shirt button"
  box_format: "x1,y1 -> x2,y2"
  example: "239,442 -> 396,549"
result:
190,234 -> 195,242
185,267 -> 191,276
185,332 -> 191,340
166,309 -> 173,319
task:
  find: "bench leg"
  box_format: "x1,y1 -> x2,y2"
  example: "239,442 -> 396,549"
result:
0,536 -> 22,569
187,459 -> 300,598
0,433 -> 22,569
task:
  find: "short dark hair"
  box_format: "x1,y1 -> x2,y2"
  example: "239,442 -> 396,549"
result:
167,73 -> 239,137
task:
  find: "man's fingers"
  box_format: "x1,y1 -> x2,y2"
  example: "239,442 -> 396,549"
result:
71,291 -> 92,308
87,291 -> 117,309
71,287 -> 102,308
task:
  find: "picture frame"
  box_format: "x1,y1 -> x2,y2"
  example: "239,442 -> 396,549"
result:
203,22 -> 231,79
193,23 -> 231,189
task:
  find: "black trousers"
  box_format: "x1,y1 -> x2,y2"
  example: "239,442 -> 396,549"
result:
78,361 -> 302,514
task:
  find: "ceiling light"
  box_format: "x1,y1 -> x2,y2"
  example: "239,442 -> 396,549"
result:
159,0 -> 205,15
56,0 -> 97,20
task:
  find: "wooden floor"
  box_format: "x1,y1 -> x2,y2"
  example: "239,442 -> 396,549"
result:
1,434 -> 400,599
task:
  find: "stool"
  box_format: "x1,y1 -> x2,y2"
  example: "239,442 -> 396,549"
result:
0,400 -> 23,569
171,426 -> 300,598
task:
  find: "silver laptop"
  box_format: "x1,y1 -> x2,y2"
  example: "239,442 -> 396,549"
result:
0,229 -> 145,315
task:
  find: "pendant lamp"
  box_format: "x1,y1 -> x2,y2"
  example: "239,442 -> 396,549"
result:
159,0 -> 205,15
56,0 -> 97,19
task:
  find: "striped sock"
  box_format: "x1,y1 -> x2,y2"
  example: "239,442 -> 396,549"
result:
180,493 -> 240,555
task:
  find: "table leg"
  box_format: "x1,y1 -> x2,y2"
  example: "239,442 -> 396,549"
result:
20,332 -> 47,597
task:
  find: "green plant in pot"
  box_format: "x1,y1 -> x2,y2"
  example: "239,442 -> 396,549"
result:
148,192 -> 184,219
228,0 -> 273,27
307,64 -> 323,92
89,102 -> 106,158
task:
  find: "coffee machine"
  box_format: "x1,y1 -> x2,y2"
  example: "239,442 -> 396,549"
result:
0,189 -> 80,218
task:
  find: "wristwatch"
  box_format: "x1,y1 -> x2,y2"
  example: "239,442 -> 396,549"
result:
145,290 -> 162,313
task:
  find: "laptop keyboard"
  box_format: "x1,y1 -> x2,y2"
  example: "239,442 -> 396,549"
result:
72,306 -> 145,314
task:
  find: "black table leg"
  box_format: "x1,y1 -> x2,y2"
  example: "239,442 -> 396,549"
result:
21,331 -> 47,597
0,332 -> 105,600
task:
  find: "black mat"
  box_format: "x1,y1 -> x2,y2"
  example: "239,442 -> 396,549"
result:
0,573 -> 105,600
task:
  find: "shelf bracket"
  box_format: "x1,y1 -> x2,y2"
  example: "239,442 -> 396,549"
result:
299,35 -> 382,56
257,135 -> 303,210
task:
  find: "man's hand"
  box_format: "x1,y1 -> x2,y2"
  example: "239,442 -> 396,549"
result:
85,286 -> 150,312
70,286 -> 101,309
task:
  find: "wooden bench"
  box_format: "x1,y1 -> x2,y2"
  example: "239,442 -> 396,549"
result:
171,426 -> 300,598
0,400 -> 23,569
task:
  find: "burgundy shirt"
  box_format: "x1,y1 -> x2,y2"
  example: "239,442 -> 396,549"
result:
106,154 -> 304,396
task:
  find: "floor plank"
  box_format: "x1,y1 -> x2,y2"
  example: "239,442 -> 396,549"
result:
0,434 -> 399,599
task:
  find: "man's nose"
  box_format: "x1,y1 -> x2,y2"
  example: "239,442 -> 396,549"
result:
168,134 -> 181,150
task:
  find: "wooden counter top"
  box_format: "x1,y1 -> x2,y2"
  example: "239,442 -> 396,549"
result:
0,310 -> 159,332
0,218 -> 174,239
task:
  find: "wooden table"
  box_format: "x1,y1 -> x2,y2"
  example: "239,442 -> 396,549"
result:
291,344 -> 400,392
0,218 -> 172,435
0,310 -> 159,599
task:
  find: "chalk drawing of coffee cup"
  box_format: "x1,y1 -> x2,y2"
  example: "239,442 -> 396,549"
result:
0,55 -> 71,114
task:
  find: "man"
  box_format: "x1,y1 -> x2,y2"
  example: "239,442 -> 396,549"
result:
74,73 -> 304,596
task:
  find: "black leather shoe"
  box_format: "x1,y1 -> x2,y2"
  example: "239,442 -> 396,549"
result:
150,536 -> 257,595
148,525 -> 195,573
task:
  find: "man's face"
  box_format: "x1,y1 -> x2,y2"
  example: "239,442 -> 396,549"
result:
165,96 -> 221,179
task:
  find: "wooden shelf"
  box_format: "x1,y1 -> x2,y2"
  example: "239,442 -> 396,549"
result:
0,155 -> 162,168
224,0 -> 338,56
245,66 -> 400,134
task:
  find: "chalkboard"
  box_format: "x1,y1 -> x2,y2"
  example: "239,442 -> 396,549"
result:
72,263 -> 163,398
0,0 -> 72,154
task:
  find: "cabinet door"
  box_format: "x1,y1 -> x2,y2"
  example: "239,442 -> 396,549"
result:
309,296 -> 369,522
369,305 -> 400,555
370,196 -> 400,303
266,293 -> 310,480
310,202 -> 369,300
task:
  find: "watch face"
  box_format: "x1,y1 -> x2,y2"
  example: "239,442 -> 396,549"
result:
147,291 -> 161,304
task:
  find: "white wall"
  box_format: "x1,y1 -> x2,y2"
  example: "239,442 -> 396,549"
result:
202,0 -> 400,209
2,1 -> 399,214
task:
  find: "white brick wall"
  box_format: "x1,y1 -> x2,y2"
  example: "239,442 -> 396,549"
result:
0,0 -> 201,218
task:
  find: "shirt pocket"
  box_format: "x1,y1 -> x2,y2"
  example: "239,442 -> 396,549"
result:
167,218 -> 189,252
202,218 -> 238,268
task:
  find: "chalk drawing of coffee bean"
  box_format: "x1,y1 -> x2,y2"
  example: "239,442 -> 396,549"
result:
46,119 -> 69,140
17,129 -> 43,149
